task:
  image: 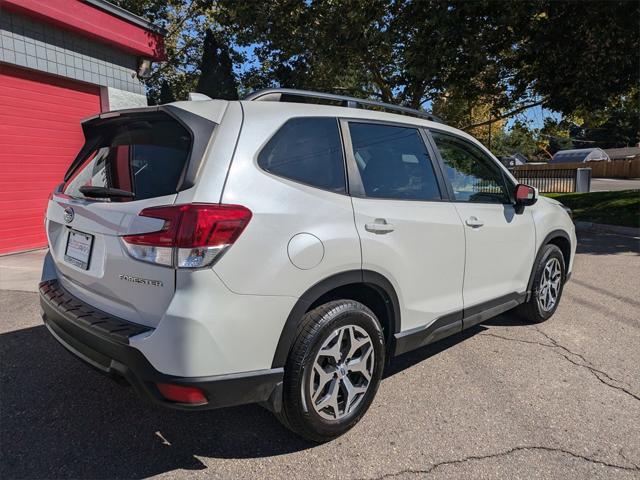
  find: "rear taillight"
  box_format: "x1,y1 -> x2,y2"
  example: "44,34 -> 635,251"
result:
122,203 -> 252,269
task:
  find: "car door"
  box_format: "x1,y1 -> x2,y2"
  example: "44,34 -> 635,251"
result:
429,130 -> 536,325
341,119 -> 466,347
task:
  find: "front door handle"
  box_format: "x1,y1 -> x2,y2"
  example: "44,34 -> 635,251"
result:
365,219 -> 394,234
465,216 -> 484,228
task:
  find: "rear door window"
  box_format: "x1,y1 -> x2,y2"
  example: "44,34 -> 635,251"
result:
258,117 -> 346,193
64,113 -> 191,201
348,122 -> 441,200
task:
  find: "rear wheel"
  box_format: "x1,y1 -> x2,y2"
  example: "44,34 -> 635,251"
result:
517,244 -> 566,323
277,300 -> 385,442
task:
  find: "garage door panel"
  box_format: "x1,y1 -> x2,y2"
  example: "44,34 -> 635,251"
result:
0,95 -> 100,118
0,65 -> 101,254
0,145 -> 79,156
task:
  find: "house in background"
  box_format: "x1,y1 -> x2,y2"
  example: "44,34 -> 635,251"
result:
604,147 -> 640,161
551,148 -> 610,164
0,0 -> 165,254
500,152 -> 528,168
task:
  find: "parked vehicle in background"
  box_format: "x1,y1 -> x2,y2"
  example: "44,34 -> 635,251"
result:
39,89 -> 576,442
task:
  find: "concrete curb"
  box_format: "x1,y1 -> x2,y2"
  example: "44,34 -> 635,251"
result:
574,221 -> 640,237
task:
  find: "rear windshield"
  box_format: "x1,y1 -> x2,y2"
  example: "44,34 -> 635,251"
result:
64,113 -> 191,201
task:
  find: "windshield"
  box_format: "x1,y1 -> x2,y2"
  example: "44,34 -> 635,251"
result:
64,113 -> 191,201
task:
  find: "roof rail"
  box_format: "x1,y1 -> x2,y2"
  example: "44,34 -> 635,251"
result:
244,88 -> 442,123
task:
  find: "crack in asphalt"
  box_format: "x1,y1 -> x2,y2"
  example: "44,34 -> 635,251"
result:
619,448 -> 640,470
365,445 -> 640,479
477,329 -> 640,402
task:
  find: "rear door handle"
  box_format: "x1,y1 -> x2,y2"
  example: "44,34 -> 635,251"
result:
465,216 -> 484,228
365,219 -> 394,234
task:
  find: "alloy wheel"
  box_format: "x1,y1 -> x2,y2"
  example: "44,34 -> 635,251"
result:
307,324 -> 375,420
537,257 -> 562,312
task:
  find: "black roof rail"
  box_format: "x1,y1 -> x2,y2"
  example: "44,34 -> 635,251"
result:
244,88 -> 443,123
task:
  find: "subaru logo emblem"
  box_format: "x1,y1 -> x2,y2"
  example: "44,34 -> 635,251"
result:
63,207 -> 74,224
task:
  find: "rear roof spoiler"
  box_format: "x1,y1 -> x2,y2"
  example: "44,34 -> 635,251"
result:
67,106 -> 216,191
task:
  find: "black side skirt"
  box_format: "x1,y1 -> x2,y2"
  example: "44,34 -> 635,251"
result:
393,292 -> 526,356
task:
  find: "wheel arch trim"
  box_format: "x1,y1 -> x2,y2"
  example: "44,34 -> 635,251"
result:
270,270 -> 401,368
526,229 -> 572,300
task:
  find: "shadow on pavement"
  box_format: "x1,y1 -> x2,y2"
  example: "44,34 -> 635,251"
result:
0,325 -> 314,479
2,320 -> 494,479
1,315 -> 502,479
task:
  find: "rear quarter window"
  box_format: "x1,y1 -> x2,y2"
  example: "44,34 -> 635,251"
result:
257,117 -> 346,193
64,113 -> 191,201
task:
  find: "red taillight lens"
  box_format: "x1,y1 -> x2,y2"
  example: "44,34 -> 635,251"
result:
174,204 -> 253,248
122,203 -> 252,268
156,383 -> 207,404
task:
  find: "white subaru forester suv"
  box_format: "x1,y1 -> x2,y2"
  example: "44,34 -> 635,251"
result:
40,89 -> 576,442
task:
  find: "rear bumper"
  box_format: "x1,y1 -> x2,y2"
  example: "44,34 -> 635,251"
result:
39,280 -> 283,410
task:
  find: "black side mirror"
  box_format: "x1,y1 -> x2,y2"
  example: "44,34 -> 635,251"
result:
514,184 -> 538,208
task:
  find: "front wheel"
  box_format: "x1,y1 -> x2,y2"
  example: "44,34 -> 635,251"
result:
277,300 -> 385,442
517,244 -> 566,323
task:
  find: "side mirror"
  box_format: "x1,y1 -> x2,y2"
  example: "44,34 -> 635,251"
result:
514,184 -> 538,208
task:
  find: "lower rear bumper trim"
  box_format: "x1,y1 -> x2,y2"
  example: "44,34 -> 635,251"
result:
40,280 -> 283,410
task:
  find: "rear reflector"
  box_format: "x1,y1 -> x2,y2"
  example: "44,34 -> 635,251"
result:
156,383 -> 208,404
122,203 -> 252,268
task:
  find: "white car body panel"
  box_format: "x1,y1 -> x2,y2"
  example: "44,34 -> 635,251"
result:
131,268 -> 297,377
213,105 -> 361,297
351,197 -> 465,331
453,202 -> 536,307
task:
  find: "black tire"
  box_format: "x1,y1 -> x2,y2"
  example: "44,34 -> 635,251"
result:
276,300 -> 385,442
517,244 -> 566,323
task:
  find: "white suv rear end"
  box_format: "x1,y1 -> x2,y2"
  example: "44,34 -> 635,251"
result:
40,89 -> 576,441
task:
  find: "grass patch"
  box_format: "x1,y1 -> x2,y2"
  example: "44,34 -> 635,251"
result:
545,189 -> 640,228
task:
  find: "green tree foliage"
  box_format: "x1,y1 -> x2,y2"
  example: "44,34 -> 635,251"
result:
539,118 -> 574,155
513,2 -> 639,114
196,28 -> 238,99
216,0 -> 524,111
108,0 -> 638,145
108,0 -> 237,103
570,89 -> 640,148
491,122 -> 541,161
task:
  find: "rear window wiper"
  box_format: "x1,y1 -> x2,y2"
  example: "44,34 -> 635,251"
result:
79,186 -> 135,199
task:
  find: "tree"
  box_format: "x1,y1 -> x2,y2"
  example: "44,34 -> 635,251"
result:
491,122 -> 541,160
108,0 -> 229,103
539,118 -> 574,155
109,0 -> 639,133
216,0 -> 639,127
216,0 -> 523,111
570,88 -> 640,148
513,1 -> 640,115
196,29 -> 238,99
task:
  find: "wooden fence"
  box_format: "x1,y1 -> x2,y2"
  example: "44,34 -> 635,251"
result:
515,159 -> 640,179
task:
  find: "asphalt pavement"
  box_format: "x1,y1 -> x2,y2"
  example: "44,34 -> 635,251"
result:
1,231 -> 639,479
590,178 -> 640,192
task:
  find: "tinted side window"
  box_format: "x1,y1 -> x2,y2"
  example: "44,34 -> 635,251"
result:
431,131 -> 511,204
258,117 -> 345,193
348,123 -> 441,200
